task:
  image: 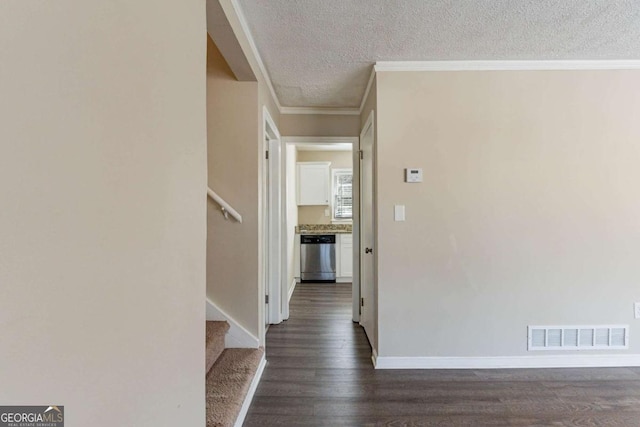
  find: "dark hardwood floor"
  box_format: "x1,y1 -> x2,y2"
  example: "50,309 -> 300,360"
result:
244,283 -> 640,426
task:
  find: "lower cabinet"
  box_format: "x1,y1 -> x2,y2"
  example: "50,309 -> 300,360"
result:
336,233 -> 353,281
294,234 -> 301,281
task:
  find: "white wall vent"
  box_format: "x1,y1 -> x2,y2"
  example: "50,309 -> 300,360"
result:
528,325 -> 629,351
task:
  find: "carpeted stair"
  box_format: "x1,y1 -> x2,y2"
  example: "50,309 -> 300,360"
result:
206,321 -> 229,373
205,321 -> 264,427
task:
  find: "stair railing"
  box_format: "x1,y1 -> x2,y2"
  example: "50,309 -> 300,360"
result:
207,187 -> 243,223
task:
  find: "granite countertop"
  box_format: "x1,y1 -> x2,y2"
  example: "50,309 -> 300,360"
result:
295,224 -> 352,234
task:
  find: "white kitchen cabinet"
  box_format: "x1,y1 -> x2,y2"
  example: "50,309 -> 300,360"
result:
297,162 -> 331,205
294,234 -> 301,280
338,234 -> 353,278
335,233 -> 353,281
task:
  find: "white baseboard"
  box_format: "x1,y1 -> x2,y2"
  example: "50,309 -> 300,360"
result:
336,277 -> 352,283
288,279 -> 297,303
206,298 -> 259,348
234,353 -> 266,427
373,354 -> 640,370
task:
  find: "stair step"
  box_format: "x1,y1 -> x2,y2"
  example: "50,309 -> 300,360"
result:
206,321 -> 230,374
206,348 -> 264,427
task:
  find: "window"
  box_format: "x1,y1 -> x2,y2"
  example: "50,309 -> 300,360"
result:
332,168 -> 353,221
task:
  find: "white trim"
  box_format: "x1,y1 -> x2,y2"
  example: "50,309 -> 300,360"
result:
207,187 -> 243,223
288,279 -> 297,303
263,106 -> 281,140
351,138 -> 361,324
229,0 -> 282,112
358,67 -> 376,114
206,298 -> 260,348
374,60 -> 640,72
280,107 -> 360,116
373,354 -> 640,370
282,136 -> 359,145
233,353 -> 266,427
361,110 -> 374,137
371,348 -> 378,367
263,106 -> 284,327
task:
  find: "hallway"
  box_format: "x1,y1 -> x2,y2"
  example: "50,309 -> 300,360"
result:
244,283 -> 371,425
244,283 -> 640,426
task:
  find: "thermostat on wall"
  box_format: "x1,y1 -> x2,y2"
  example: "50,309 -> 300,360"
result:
405,168 -> 423,183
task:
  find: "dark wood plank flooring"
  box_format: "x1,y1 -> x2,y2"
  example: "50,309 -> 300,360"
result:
244,283 -> 640,426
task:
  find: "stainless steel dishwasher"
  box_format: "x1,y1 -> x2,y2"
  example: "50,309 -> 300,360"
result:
300,234 -> 336,282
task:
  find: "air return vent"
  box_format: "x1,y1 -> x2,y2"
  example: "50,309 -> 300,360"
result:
528,325 -> 629,351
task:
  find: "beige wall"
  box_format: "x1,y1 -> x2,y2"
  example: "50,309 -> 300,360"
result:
297,150 -> 353,169
0,1 -> 206,425
280,114 -> 360,137
207,37 -> 260,336
297,150 -> 353,224
208,0 -> 280,343
376,70 -> 640,358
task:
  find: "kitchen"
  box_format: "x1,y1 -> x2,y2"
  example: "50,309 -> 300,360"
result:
285,143 -> 354,292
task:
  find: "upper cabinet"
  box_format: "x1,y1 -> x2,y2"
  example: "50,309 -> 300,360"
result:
297,162 -> 331,206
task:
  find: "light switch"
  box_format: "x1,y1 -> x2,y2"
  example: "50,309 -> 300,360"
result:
394,205 -> 405,221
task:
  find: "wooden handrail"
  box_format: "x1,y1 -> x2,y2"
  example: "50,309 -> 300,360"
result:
207,187 -> 242,223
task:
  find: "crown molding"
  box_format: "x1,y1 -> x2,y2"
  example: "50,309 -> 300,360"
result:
229,0 -> 282,112
358,67 -> 376,114
280,107 -> 360,116
374,60 -> 640,72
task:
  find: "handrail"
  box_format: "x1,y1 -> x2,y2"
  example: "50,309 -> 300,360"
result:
207,187 -> 243,223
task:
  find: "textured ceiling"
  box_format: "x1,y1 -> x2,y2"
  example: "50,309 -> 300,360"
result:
236,0 -> 640,108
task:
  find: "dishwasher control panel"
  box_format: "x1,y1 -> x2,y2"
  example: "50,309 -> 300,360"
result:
301,234 -> 336,244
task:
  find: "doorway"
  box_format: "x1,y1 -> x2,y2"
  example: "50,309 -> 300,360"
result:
262,107 -> 283,341
280,137 -> 358,324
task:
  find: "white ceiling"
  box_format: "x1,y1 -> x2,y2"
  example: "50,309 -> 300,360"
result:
236,0 -> 640,109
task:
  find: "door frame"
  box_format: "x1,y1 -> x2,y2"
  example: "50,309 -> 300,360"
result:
281,136 -> 359,322
262,106 -> 283,339
262,129 -> 270,332
359,111 -> 375,343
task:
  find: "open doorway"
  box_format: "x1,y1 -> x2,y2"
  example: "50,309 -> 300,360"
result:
280,137 -> 359,324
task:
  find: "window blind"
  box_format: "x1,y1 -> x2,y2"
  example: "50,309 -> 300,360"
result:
334,172 -> 352,219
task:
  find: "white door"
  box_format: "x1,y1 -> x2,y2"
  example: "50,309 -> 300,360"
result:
360,113 -> 375,346
263,136 -> 270,327
267,137 -> 282,324
263,107 -> 283,329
